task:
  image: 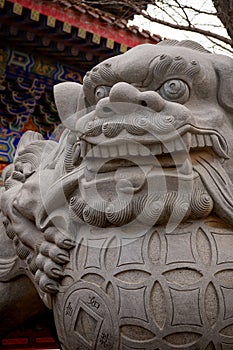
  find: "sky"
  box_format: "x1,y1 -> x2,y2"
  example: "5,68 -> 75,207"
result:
131,0 -> 231,55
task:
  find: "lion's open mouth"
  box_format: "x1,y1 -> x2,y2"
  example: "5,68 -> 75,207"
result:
57,122 -> 232,229
65,128 -> 229,229
82,128 -> 228,173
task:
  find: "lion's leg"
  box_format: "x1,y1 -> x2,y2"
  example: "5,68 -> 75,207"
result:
0,276 -> 46,336
0,213 -> 46,336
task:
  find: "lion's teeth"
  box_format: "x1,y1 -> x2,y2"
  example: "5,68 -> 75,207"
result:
163,140 -> 175,153
109,145 -> 119,157
134,144 -> 141,156
118,143 -> 128,156
174,138 -> 185,151
99,146 -> 110,158
197,134 -> 205,148
86,147 -> 94,158
204,134 -> 212,147
85,133 -> 221,160
150,143 -> 162,155
86,143 -> 92,154
139,145 -> 151,156
127,143 -> 138,156
92,146 -> 101,158
179,158 -> 192,175
80,140 -> 87,158
182,132 -> 191,150
191,134 -> 198,148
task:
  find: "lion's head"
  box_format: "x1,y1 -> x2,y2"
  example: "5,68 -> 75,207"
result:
53,40 -> 233,231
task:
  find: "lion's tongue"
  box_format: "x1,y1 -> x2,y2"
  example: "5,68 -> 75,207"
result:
193,154 -> 233,224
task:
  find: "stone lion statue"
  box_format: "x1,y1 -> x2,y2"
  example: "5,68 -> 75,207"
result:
1,40 -> 233,349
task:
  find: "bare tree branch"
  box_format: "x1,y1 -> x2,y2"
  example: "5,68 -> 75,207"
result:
173,0 -> 192,26
141,7 -> 232,46
177,6 -> 216,16
152,2 -> 181,25
206,36 -> 233,53
80,0 -> 233,49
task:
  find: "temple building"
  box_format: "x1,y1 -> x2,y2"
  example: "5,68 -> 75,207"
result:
0,0 -> 161,347
0,0 -> 161,184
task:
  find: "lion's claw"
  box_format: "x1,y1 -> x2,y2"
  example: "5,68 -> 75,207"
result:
54,253 -> 70,264
43,260 -> 64,279
35,227 -> 76,294
44,227 -> 75,249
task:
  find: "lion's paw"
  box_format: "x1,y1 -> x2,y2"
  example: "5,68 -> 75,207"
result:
35,227 -> 75,294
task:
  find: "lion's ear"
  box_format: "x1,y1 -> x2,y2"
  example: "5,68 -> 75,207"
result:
213,55 -> 233,113
54,82 -> 86,130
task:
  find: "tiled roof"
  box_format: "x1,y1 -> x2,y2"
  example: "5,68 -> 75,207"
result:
1,0 -> 161,48
47,0 -> 161,44
51,0 -> 147,20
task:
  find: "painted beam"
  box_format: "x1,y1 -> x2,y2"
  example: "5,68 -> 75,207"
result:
6,0 -> 159,47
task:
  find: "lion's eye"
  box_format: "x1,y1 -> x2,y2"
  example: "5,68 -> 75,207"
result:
158,79 -> 189,104
95,86 -> 111,102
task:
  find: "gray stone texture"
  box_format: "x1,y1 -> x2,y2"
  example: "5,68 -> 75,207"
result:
1,40 -> 233,349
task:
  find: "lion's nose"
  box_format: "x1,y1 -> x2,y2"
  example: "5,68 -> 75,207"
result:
109,82 -> 165,112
